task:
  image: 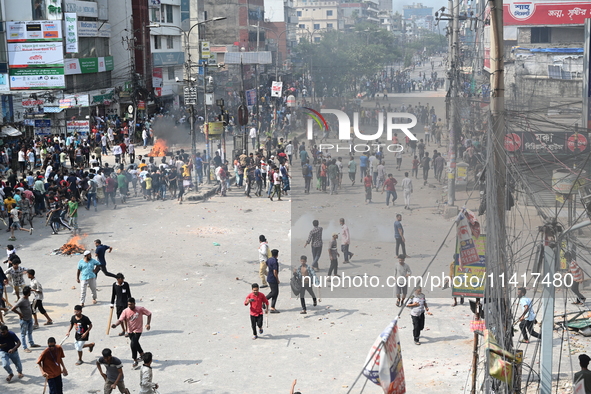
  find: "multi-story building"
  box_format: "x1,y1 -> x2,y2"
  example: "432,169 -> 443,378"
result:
294,0 -> 342,42
148,0 -> 184,106
341,0 -> 380,28
110,0 -> 154,118
402,3 -> 433,33
3,0 -> 115,135
264,0 -> 299,75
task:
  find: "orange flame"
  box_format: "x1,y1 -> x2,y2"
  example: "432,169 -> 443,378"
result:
148,139 -> 168,157
60,235 -> 86,255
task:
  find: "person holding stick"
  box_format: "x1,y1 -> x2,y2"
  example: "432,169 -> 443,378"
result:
110,273 -> 132,337
293,256 -> 318,314
244,283 -> 269,340
111,298 -> 152,369
37,337 -> 67,394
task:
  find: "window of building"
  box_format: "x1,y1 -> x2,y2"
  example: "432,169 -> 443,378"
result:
313,23 -> 320,30
327,23 -> 333,29
297,11 -> 302,16
151,8 -> 161,23
531,27 -> 550,43
162,4 -> 173,23
166,36 -> 174,49
299,24 -> 305,29
32,0 -> 46,20
168,67 -> 175,80
327,10 -> 333,17
154,35 -> 161,50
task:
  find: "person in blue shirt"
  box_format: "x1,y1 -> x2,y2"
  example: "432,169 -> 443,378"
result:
77,251 -> 101,306
195,152 -> 203,185
94,239 -> 117,279
517,287 -> 541,343
359,153 -> 368,182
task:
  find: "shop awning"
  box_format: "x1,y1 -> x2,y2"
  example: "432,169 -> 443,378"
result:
0,126 -> 23,137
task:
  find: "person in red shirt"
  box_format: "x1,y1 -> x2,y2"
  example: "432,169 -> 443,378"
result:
382,174 -> 398,206
364,173 -> 373,204
105,177 -> 118,209
244,283 -> 269,340
411,155 -> 420,179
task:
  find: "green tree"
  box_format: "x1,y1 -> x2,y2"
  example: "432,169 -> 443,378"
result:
292,25 -> 403,95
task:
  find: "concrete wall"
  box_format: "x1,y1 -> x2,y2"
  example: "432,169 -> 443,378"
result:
517,26 -> 584,45
108,0 -> 133,89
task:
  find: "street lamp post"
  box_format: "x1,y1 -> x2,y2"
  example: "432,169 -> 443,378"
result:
155,17 -> 226,186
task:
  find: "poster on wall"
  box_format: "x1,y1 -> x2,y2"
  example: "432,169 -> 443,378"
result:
6,21 -> 63,42
64,13 -> 78,53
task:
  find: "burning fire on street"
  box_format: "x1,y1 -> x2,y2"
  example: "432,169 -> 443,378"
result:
51,235 -> 87,255
148,139 -> 169,157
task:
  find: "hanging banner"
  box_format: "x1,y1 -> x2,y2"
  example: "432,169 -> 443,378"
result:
271,81 -> 283,97
64,13 -> 78,53
457,213 -> 480,267
245,89 -> 257,107
201,41 -> 211,59
362,318 -> 406,394
6,21 -> 62,42
453,235 -> 486,298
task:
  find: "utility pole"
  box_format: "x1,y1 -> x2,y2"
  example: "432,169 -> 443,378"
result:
447,0 -> 459,206
484,0 -> 510,393
540,224 -> 557,394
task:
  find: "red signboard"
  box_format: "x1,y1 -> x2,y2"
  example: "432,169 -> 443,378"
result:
505,133 -> 522,152
567,133 -> 588,152
504,2 -> 591,25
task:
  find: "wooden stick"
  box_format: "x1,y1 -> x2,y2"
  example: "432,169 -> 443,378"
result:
59,336 -> 68,346
106,307 -> 114,335
3,287 -> 12,308
42,378 -> 47,394
318,285 -> 322,303
265,308 -> 269,328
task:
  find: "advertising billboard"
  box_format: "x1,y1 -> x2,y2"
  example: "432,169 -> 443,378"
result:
9,68 -> 65,89
65,13 -> 78,53
6,21 -> 62,42
8,42 -> 64,68
64,56 -> 114,75
504,1 -> 591,25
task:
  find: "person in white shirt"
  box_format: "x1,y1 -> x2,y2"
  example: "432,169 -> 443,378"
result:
285,142 -> 293,165
249,127 -> 257,150
258,235 -> 270,288
401,172 -> 414,210
101,134 -> 108,155
340,218 -> 353,263
142,129 -> 149,148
